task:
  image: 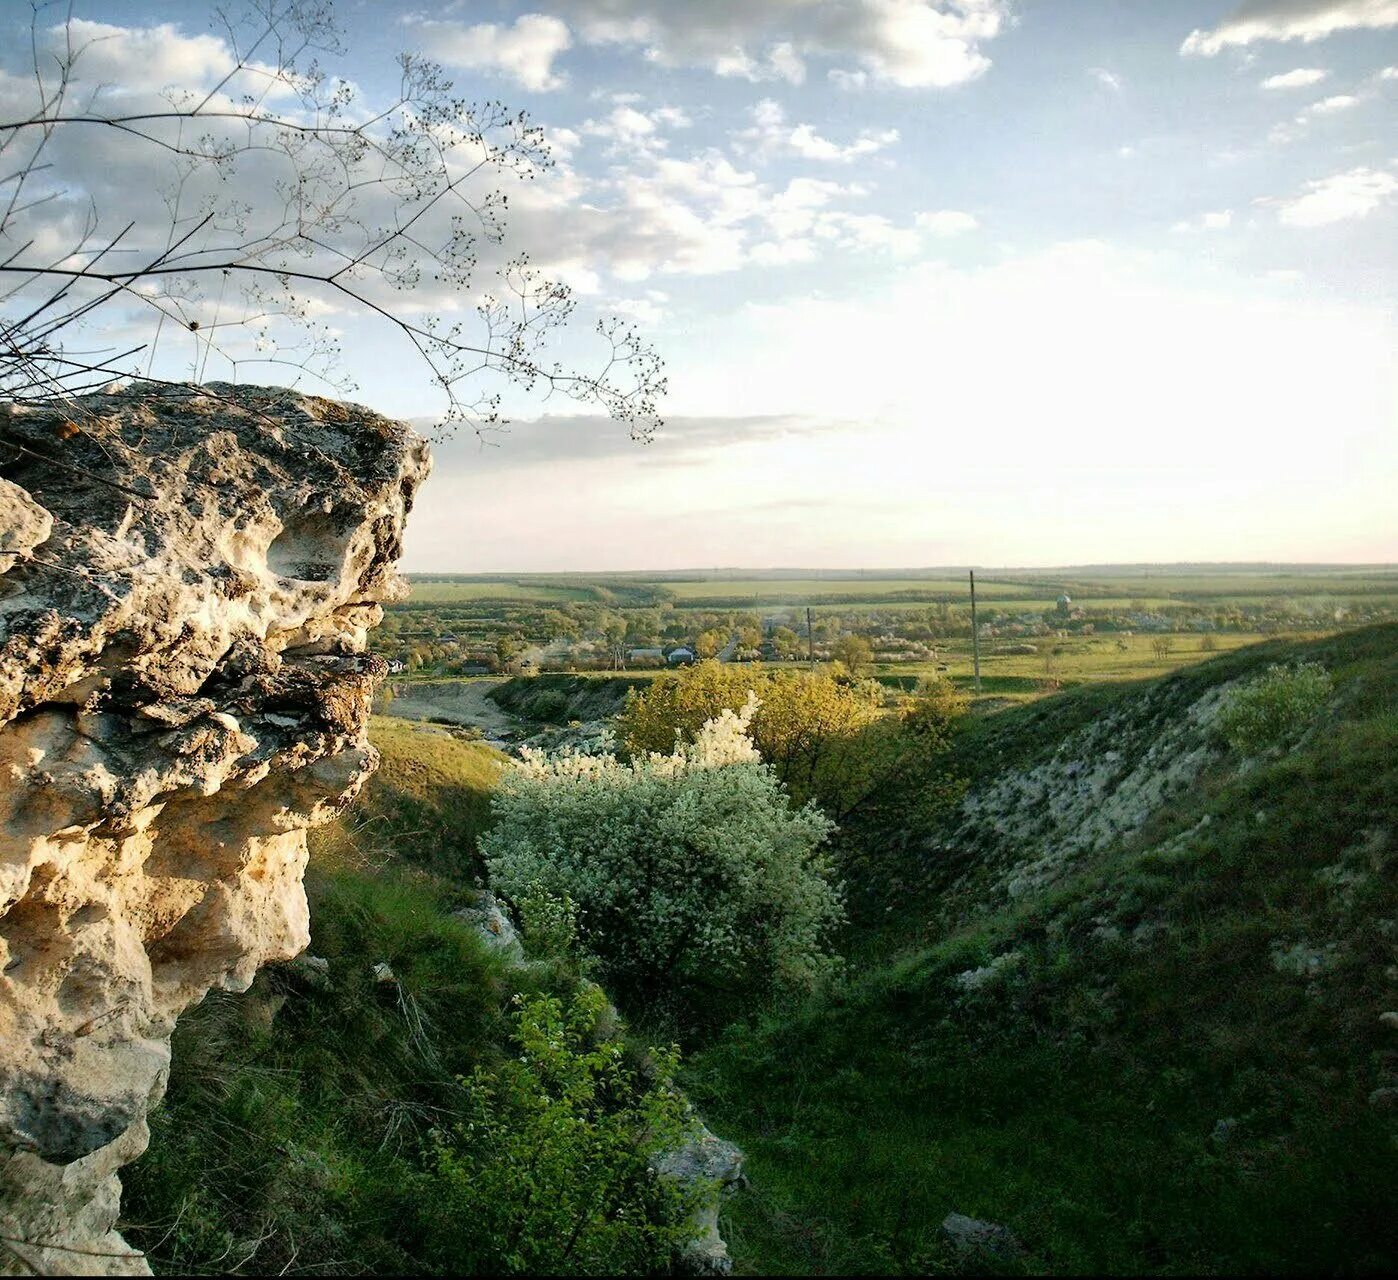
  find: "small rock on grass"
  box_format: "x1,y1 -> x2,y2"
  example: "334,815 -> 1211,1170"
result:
941,1212 -> 1025,1259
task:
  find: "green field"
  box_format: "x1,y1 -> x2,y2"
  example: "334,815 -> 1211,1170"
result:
402,567 -> 1398,611
401,580 -> 584,603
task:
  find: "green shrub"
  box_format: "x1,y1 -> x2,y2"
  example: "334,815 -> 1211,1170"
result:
422,986 -> 696,1275
484,699 -> 844,1030
514,880 -> 581,960
1217,662 -> 1333,753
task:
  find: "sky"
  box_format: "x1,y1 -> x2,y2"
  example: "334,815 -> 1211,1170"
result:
3,0 -> 1396,570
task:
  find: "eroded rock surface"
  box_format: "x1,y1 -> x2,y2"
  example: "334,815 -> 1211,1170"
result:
0,383 -> 428,1274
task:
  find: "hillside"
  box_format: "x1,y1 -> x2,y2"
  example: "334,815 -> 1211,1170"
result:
687,624 -> 1398,1273
121,627 -> 1398,1275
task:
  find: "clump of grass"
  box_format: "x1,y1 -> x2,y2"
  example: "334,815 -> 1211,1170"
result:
317,716 -> 505,882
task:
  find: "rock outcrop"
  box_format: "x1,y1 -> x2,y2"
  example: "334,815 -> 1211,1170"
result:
0,383 -> 428,1274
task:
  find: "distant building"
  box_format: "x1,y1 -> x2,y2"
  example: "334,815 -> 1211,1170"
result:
667,647 -> 696,665
628,647 -> 665,663
385,659 -> 405,674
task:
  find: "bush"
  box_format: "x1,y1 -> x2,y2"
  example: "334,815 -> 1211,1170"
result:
1217,661 -> 1333,753
422,986 -> 696,1275
484,698 -> 844,1029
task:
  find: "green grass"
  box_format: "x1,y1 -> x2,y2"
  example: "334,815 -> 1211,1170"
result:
323,716 -> 506,880
120,861 -> 532,1274
685,624 -> 1398,1276
403,581 -> 586,603
400,567 -> 1398,613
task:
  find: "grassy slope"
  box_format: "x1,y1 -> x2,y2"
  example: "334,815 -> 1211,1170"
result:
120,725 -> 536,1273
328,715 -> 505,880
686,624 -> 1398,1275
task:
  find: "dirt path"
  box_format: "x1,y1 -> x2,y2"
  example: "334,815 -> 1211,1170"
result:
384,678 -> 523,739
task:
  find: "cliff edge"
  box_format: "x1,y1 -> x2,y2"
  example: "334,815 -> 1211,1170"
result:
0,383 -> 429,1274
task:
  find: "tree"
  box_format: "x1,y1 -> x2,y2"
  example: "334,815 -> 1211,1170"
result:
1151,636 -> 1173,660
600,614 -> 628,669
614,661 -> 962,823
831,634 -> 873,673
770,626 -> 801,660
694,628 -> 726,660
495,634 -> 521,672
0,1 -> 662,437
425,986 -> 695,1275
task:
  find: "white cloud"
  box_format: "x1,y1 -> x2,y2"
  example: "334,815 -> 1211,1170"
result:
1090,67 -> 1124,91
1261,66 -> 1329,88
714,42 -> 808,85
916,209 -> 980,235
54,19 -> 236,88
1183,1 -> 1398,56
829,68 -> 870,90
1309,92 -> 1361,111
402,14 -> 572,92
736,99 -> 900,163
581,103 -> 691,154
815,211 -> 923,256
1271,166 -> 1398,225
556,0 -> 1010,88
1172,209 -> 1235,231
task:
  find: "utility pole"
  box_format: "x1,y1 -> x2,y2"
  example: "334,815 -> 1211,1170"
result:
969,569 -> 982,695
806,606 -> 815,670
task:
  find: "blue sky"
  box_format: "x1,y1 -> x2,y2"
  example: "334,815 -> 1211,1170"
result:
4,1 -> 1396,568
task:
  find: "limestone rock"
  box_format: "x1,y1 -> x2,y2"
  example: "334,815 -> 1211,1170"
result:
455,890 -> 526,963
654,1122 -> 745,1275
940,1212 -> 1024,1260
0,382 -> 428,1274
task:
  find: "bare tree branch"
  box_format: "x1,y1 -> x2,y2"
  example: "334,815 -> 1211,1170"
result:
0,0 -> 665,441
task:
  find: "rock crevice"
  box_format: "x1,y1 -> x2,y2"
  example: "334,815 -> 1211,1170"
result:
0,384 -> 428,1274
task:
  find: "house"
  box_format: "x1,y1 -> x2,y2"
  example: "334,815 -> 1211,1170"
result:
666,647 -> 696,665
385,659 -> 405,674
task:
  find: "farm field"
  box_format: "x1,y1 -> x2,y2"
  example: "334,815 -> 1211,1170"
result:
379,565 -> 1395,701
402,566 -> 1398,610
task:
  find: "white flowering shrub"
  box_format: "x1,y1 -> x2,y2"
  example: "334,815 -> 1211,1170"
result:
1218,662 -> 1333,754
483,696 -> 844,1025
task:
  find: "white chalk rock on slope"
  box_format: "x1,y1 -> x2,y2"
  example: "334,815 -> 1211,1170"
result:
0,383 -> 429,1275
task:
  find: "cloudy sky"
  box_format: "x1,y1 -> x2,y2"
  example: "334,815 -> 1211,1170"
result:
5,0 -> 1397,569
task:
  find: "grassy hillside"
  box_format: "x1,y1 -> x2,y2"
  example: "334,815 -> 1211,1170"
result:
124,630 -> 1398,1275
323,715 -> 505,879
685,624 -> 1398,1274
121,723 -> 696,1275
487,672 -> 656,724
